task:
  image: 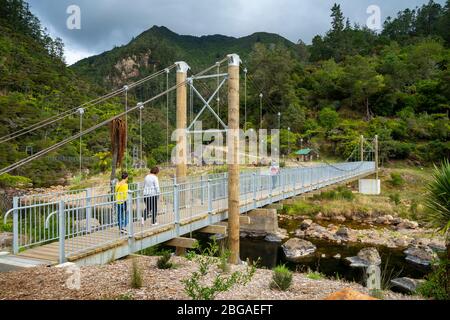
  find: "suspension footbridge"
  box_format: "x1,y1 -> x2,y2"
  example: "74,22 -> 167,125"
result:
0,54 -> 379,266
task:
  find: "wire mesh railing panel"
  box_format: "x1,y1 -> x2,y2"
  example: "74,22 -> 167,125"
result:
5,161 -> 376,261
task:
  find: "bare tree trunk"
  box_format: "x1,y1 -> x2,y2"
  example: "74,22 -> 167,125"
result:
366,97 -> 371,121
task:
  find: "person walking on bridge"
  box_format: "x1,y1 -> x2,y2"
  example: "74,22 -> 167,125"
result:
144,167 -> 161,225
270,161 -> 280,190
115,172 -> 129,234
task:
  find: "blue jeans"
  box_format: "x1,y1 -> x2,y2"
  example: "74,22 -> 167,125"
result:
117,203 -> 128,230
272,175 -> 278,189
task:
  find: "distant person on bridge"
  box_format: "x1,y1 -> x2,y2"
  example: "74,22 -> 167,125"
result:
115,172 -> 129,234
270,161 -> 280,190
144,167 -> 161,226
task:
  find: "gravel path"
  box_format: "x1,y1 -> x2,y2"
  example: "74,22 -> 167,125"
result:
0,256 -> 421,300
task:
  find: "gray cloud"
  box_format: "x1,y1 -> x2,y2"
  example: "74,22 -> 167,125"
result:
27,0 -> 445,64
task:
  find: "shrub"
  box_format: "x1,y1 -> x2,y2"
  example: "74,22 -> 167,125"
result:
182,258 -> 257,300
270,265 -> 293,291
389,172 -> 405,187
306,270 -> 324,280
130,258 -> 143,289
417,259 -> 449,300
285,201 -> 320,216
389,193 -> 401,205
157,250 -> 174,270
218,249 -> 231,273
0,173 -> 32,188
336,186 -> 355,200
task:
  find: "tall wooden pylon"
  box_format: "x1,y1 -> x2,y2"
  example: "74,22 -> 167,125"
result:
227,54 -> 241,264
175,62 -> 189,184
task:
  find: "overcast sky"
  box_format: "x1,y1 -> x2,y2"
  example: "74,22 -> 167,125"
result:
27,0 -> 445,65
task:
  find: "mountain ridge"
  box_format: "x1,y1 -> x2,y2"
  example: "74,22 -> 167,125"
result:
71,25 -> 299,88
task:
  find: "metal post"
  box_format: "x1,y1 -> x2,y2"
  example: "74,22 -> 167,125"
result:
127,191 -> 133,238
259,93 -> 263,130
227,53 -> 241,264
124,86 -> 129,171
78,108 -> 84,177
174,184 -> 180,236
252,173 -> 257,209
200,175 -> 204,205
12,197 -> 19,254
375,135 -> 379,180
207,179 -> 213,214
138,102 -> 144,166
86,188 -> 92,233
58,200 -> 65,263
360,135 -> 364,163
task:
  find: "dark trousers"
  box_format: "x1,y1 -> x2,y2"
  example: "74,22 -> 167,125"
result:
117,203 -> 128,230
144,196 -> 159,224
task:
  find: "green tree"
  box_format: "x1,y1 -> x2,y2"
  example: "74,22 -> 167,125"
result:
330,3 -> 345,34
319,107 -> 340,132
342,55 -> 385,119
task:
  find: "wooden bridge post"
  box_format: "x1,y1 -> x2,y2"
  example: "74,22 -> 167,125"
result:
227,54 -> 241,265
175,62 -> 190,207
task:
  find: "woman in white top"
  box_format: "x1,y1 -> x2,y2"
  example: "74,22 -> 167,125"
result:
143,167 -> 161,225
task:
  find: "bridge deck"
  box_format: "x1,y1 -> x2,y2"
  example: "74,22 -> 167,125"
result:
12,164 -> 376,265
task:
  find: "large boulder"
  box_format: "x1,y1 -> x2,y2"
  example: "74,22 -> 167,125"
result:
265,228 -> 288,243
375,215 -> 394,225
294,229 -> 306,238
404,246 -> 438,266
0,232 -> 13,249
335,226 -> 356,242
396,220 -> 419,230
300,219 -> 313,230
332,215 -> 346,223
346,247 -> 381,267
390,277 -> 424,294
282,238 -> 316,262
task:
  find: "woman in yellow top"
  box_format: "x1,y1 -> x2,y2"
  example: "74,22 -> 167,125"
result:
115,172 -> 129,234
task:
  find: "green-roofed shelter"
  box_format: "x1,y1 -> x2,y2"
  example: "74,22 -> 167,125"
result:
295,148 -> 313,155
294,148 -> 317,162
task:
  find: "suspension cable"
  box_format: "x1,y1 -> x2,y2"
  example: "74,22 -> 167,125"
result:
0,65 -> 176,144
0,62 -> 220,176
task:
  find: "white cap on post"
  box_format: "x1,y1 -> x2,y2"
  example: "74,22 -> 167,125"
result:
227,54 -> 241,67
175,61 -> 190,73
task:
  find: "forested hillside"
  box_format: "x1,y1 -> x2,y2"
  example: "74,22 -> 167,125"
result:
0,0 -> 126,186
0,0 -> 449,188
244,1 -> 450,163
71,25 -> 298,88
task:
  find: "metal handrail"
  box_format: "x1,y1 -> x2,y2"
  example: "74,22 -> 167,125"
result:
3,208 -> 14,225
45,211 -> 58,229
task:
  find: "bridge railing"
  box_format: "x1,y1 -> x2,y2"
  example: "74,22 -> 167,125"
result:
4,162 -> 375,262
